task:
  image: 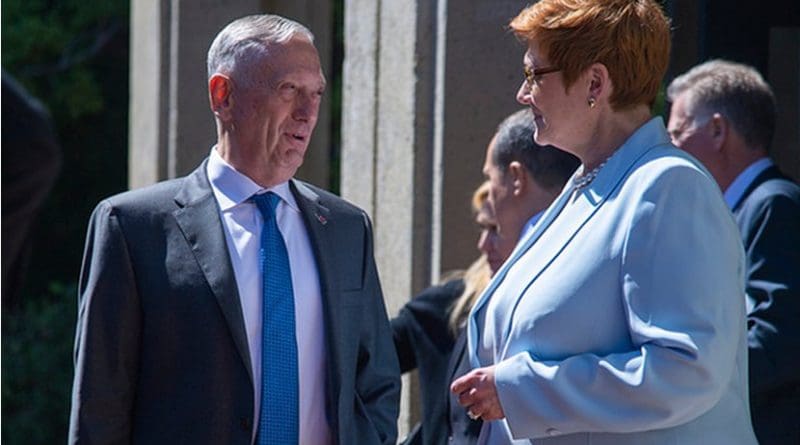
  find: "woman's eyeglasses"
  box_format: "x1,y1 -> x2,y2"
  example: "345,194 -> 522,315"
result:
524,65 -> 561,86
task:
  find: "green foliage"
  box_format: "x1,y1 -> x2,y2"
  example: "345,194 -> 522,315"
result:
2,283 -> 78,445
2,0 -> 127,119
3,1 -> 130,442
2,0 -> 131,301
652,82 -> 668,119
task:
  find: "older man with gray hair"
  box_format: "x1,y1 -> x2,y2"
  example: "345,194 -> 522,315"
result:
667,59 -> 800,445
69,14 -> 400,445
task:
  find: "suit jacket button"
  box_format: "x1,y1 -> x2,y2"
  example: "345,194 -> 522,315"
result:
240,418 -> 252,431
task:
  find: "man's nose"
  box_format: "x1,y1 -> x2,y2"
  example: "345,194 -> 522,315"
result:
477,231 -> 491,254
293,94 -> 319,122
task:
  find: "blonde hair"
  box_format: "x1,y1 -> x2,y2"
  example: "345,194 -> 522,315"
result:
448,181 -> 493,334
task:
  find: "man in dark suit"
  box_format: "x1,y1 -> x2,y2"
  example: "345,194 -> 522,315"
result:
69,14 -> 400,445
668,59 -> 800,445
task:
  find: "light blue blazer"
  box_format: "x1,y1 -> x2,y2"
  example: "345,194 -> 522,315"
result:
467,118 -> 757,444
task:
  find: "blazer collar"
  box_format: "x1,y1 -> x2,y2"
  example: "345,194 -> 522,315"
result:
579,117 -> 673,203
468,117 -> 674,367
290,179 -> 329,223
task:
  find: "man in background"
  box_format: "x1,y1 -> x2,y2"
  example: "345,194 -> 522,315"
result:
482,108 -> 580,255
668,59 -> 800,445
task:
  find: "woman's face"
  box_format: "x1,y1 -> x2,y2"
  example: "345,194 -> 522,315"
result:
516,42 -> 590,152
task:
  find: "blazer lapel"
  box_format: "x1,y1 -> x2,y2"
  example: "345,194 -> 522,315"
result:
172,161 -> 253,381
288,180 -> 341,425
468,118 -> 674,367
467,182 -> 574,367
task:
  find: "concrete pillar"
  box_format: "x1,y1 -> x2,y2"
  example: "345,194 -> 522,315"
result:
129,0 -> 332,189
129,0 -> 260,188
664,0 -> 701,84
341,0 -> 533,437
769,27 -> 800,182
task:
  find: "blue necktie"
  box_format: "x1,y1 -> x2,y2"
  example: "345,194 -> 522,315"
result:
253,192 -> 298,445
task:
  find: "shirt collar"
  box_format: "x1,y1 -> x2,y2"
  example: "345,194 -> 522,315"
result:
723,157 -> 773,210
519,210 -> 544,241
206,147 -> 300,212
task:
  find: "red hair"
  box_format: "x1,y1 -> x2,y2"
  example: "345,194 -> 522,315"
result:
510,0 -> 671,110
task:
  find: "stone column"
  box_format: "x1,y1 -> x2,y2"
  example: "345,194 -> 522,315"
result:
129,0 -> 332,189
341,0 -> 533,437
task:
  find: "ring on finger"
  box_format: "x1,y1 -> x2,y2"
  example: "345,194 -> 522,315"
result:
468,410 -> 481,420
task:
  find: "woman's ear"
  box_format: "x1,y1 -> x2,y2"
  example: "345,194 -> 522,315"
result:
587,63 -> 611,102
209,73 -> 234,120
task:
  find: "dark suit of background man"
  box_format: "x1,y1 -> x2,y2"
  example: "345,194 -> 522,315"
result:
668,59 -> 800,445
69,14 -> 400,445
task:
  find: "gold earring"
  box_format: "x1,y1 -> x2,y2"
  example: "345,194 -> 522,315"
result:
588,97 -> 596,108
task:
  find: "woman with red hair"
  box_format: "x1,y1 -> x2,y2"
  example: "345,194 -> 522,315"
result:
451,1 -> 757,443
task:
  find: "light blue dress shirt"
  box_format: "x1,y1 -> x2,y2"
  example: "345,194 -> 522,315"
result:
723,157 -> 773,210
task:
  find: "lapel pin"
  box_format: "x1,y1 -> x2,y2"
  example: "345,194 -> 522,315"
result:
316,213 -> 327,225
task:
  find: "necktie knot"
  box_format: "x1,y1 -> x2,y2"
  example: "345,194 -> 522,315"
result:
252,191 -> 281,220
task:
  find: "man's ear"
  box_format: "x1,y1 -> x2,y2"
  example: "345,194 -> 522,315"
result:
709,113 -> 727,151
209,73 -> 234,120
508,161 -> 527,196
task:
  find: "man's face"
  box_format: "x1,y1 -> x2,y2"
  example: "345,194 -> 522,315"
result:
668,93 -> 715,167
481,137 -> 527,272
232,36 -> 326,177
475,201 -> 504,275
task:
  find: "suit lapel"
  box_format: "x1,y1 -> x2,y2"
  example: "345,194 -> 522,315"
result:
172,161 -> 253,381
288,180 -> 341,426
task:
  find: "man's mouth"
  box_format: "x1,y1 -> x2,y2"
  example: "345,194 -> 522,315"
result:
287,132 -> 308,142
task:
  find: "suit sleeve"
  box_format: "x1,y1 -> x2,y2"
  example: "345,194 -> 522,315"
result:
391,280 -> 462,373
355,211 -> 401,445
494,166 -> 747,438
742,190 -> 800,397
69,201 -> 141,445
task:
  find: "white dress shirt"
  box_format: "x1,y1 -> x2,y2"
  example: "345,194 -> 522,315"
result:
207,148 -> 331,445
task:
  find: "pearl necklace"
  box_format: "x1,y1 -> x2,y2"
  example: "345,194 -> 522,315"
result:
572,157 -> 610,190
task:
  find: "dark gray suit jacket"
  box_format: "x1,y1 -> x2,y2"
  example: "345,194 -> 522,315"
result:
732,165 -> 800,445
68,160 -> 400,445
392,279 -> 481,445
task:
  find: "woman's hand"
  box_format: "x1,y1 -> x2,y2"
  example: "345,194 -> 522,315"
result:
450,365 -> 505,421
